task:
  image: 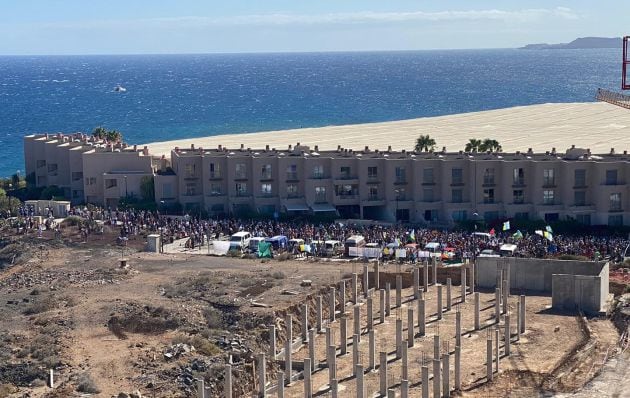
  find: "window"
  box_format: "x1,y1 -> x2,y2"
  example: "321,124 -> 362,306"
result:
235,163 -> 246,179
513,190 -> 524,204
210,183 -> 222,196
451,168 -> 463,185
162,183 -> 173,198
286,184 -> 298,197
423,168 -> 434,184
543,169 -> 555,186
209,163 -> 221,178
574,169 -> 586,187
576,214 -> 591,225
286,164 -> 298,180
513,168 -> 524,185
185,183 -> 197,196
606,169 -> 618,185
395,167 -> 406,183
574,191 -> 586,206
423,188 -> 434,202
514,212 -> 529,220
313,165 -> 324,179
261,164 -> 272,179
340,166 -> 351,179
608,215 -> 623,226
451,189 -> 463,203
424,209 -> 438,222
72,190 -> 82,199
47,164 -> 58,173
483,188 -> 495,204
368,186 -> 379,199
235,182 -> 247,196
72,171 -> 83,181
185,164 -> 196,177
315,186 -> 326,201
367,166 -> 378,179
261,183 -> 272,196
483,168 -> 495,185
610,193 -> 622,211
36,159 -> 46,168
452,210 -> 467,222
395,188 -> 406,200
335,184 -> 357,197
85,177 -> 96,186
543,190 -> 555,205
105,179 -> 117,189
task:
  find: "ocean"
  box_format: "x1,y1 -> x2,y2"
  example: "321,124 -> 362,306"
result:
0,48 -> 620,177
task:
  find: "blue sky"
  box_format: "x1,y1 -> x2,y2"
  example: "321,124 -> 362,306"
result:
0,0 -> 627,55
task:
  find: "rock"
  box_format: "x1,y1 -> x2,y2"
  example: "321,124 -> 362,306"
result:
117,393 -> 130,398
129,391 -> 143,398
301,280 -> 312,287
554,326 -> 561,332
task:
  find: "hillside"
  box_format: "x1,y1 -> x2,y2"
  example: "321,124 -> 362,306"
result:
520,37 -> 620,50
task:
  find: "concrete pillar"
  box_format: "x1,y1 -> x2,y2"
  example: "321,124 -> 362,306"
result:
380,351 -> 388,397
505,313 -> 511,356
316,296 -> 323,332
276,371 -> 284,398
418,297 -> 426,336
401,342 -> 409,380
446,278 -> 452,311
330,287 -> 336,322
224,365 -> 232,398
303,358 -> 312,398
379,289 -> 386,323
325,326 -> 332,350
385,283 -> 391,316
454,345 -> 461,391
396,275 -> 402,308
494,328 -> 500,373
363,264 -> 369,298
401,379 -> 409,398
432,256 -> 438,285
414,266 -> 420,299
340,280 -> 346,315
520,295 -> 526,333
301,304 -> 309,343
424,263 -> 429,292
328,345 -> 337,381
461,267 -> 467,303
269,325 -> 276,359
422,365 -> 429,398
352,273 -> 358,304
308,329 -> 316,371
196,379 -> 204,398
442,353 -> 450,398
474,292 -> 480,331
387,389 -> 396,398
407,307 -> 415,347
486,336 -> 493,381
433,335 -> 441,360
49,369 -> 54,389
469,263 -> 475,294
356,364 -> 365,398
368,330 -> 376,370
340,316 -> 348,355
374,261 -> 380,290
502,279 -> 508,315
258,354 -> 267,397
396,318 -> 403,359
352,334 -> 359,376
433,358 -> 441,398
494,288 -> 501,323
455,310 -> 461,347
516,297 -> 521,341
367,297 -> 374,330
330,379 -> 338,398
437,284 -> 443,320
353,305 -> 361,342
284,338 -> 292,383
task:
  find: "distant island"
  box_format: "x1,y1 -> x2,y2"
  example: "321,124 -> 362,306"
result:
520,37 -> 620,50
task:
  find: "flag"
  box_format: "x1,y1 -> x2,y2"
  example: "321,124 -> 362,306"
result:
489,228 -> 495,236
546,225 -> 553,233
257,241 -> 273,258
502,221 -> 510,231
512,230 -> 523,240
535,230 -> 544,237
543,231 -> 554,242
409,229 -> 416,242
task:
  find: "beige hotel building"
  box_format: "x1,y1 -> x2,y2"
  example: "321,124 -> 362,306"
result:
24,134 -> 630,226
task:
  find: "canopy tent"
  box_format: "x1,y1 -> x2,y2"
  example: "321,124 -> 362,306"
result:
310,204 -> 337,213
283,203 -> 310,212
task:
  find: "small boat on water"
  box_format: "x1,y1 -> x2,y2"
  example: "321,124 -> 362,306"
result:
114,85 -> 127,93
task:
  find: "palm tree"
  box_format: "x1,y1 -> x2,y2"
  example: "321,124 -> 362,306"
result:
465,138 -> 482,152
480,138 -> 502,152
415,134 -> 436,152
92,126 -> 107,139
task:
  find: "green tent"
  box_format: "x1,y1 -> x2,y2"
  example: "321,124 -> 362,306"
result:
258,241 -> 273,258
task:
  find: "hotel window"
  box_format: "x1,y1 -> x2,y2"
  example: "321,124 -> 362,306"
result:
483,168 -> 495,185
606,169 -> 618,185
574,191 -> 586,206
185,164 -> 196,177
261,164 -> 272,180
543,169 -> 555,186
423,188 -> 434,202
340,166 -> 351,179
483,188 -> 495,204
368,186 -> 379,199
395,167 -> 406,183
543,190 -> 555,205
36,160 -> 46,168
315,186 -> 326,201
513,168 -> 524,185
451,168 -> 463,185
451,189 -> 463,203
209,163 -> 221,178
210,183 -> 222,196
336,184 -> 357,197
105,179 -> 117,189
608,215 -> 623,226
85,177 -> 96,186
72,172 -> 83,181
185,183 -> 197,196
452,210 -> 467,222
286,164 -> 298,180
235,182 -> 247,196
513,190 -> 524,204
261,183 -> 272,196
423,168 -> 434,184
574,169 -> 586,187
235,163 -> 246,179
610,193 -> 622,211
576,214 -> 591,225
313,165 -> 324,179
286,184 -> 298,197
368,166 -> 378,179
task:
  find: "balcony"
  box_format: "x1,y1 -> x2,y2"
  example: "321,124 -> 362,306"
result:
233,191 -> 250,198
512,179 -> 525,187
260,174 -> 273,182
234,174 -> 248,182
450,182 -> 464,187
394,178 -> 407,185
286,173 -> 299,182
362,195 -> 385,206
207,192 -> 226,197
333,175 -> 359,184
208,172 -> 222,181
309,174 -> 329,180
256,193 -> 277,199
366,176 -> 379,184
334,194 -> 359,204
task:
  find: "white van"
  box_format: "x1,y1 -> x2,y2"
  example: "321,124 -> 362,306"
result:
345,235 -> 366,256
229,231 -> 252,251
499,243 -> 517,257
249,237 -> 267,253
325,240 -> 342,256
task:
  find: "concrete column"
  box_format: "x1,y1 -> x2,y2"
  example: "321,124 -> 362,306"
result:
352,334 -> 359,376
379,289 -> 386,323
352,273 -> 358,304
269,325 -> 276,359
418,297 -> 426,336
396,318 -> 403,359
353,305 -> 361,342
461,267 -> 467,303
197,379 -> 205,398
325,326 -> 332,350
414,266 -> 420,299
433,335 -> 441,360
368,330 -> 376,370
494,328 -> 500,373
363,264 -> 369,298
469,263 -> 475,294
474,292 -> 480,331
505,314 -> 511,356
385,283 -> 391,316
407,307 -> 415,347
424,263 -> 429,292
367,297 -> 374,330
224,365 -> 232,398
455,310 -> 461,347
502,279 -> 508,315
379,351 -> 388,397
330,287 -> 336,322
340,280 -> 346,315
356,364 -> 365,398
486,336 -> 493,381
301,304 -> 309,343
516,297 -> 521,341
437,284 -> 443,320
422,365 -> 429,398
454,345 -> 461,391
328,345 -> 337,381
433,358 -> 441,398
49,369 -> 54,389
340,316 -> 348,355
432,256 -> 438,285
401,342 -> 409,380
442,353 -> 450,398
494,288 -> 501,323
446,278 -> 452,311
520,295 -> 526,333
316,296 -> 323,332
401,379 -> 409,398
387,389 -> 396,398
308,329 -> 316,371
258,353 -> 266,397
331,379 -> 338,398
284,338 -> 292,383
276,371 -> 284,398
303,358 -> 312,398
374,261 -> 380,290
396,275 -> 402,308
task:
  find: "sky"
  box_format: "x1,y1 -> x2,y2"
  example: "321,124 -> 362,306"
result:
0,0 -> 628,55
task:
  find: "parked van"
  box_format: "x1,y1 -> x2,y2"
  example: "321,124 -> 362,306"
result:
249,237 -> 267,253
344,235 -> 366,256
266,235 -> 288,250
229,231 -> 252,251
499,243 -> 518,257
324,240 -> 343,256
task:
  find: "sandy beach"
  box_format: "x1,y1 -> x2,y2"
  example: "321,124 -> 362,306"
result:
144,102 -> 630,156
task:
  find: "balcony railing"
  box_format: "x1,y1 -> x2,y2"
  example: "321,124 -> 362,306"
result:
336,174 -> 358,180
286,173 -> 299,181
208,172 -> 222,180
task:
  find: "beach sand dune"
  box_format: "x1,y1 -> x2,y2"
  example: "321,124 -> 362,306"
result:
144,102 -> 630,155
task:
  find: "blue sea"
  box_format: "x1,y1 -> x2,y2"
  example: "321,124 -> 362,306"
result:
0,49 -> 620,177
